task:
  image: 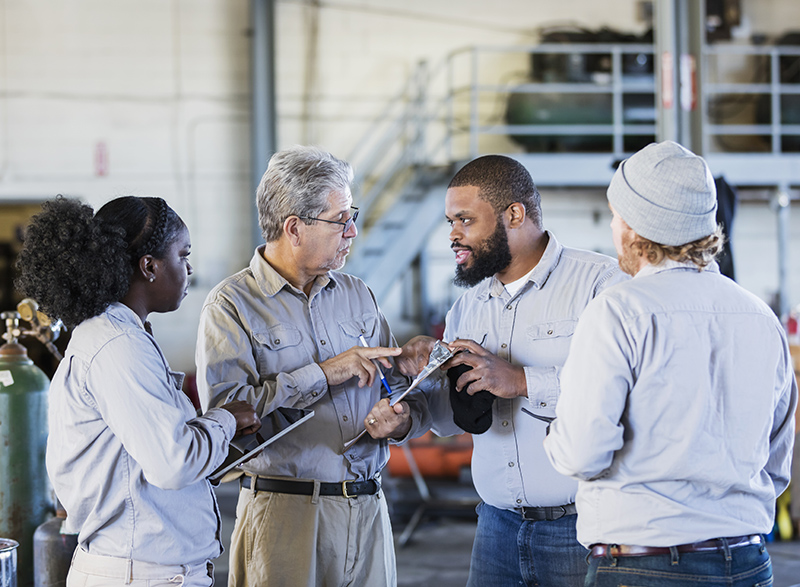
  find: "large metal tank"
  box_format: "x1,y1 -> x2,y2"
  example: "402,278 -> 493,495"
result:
0,313 -> 51,587
33,504 -> 76,587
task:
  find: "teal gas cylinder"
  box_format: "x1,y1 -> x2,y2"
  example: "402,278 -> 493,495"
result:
0,331 -> 52,587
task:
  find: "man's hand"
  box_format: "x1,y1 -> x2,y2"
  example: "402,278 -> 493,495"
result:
220,400 -> 261,438
364,398 -> 412,440
397,335 -> 438,377
320,346 -> 401,388
446,339 -> 528,399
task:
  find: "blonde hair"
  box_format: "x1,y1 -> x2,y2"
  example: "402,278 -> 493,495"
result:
630,225 -> 724,270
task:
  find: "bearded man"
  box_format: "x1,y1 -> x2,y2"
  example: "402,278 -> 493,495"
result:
398,154 -> 626,587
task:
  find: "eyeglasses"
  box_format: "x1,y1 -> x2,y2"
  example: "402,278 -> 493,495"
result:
298,207 -> 359,235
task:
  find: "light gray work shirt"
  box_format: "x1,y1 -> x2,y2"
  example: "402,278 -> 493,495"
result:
47,302 -> 236,565
544,261 -> 798,547
430,231 -> 625,510
195,247 -> 432,483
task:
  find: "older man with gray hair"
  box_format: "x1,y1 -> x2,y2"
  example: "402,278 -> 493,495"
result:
196,145 -> 431,586
544,140 -> 797,586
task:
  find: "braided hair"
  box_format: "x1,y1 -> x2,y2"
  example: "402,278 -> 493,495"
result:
15,195 -> 185,328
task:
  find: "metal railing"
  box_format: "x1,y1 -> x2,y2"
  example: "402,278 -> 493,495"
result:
347,42 -> 800,217
447,43 -> 656,160
347,42 -> 661,212
702,43 -> 800,154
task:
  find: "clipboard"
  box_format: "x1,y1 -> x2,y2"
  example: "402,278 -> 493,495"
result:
210,407 -> 314,482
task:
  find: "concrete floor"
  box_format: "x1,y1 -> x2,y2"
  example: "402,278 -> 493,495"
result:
212,480 -> 800,587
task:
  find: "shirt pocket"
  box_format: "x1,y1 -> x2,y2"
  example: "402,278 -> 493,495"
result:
337,315 -> 379,345
252,324 -> 311,378
452,331 -> 488,347
523,319 -> 577,367
525,319 -> 577,341
168,369 -> 196,416
168,369 -> 186,391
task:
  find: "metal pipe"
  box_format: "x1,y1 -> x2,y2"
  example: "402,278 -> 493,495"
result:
774,187 -> 791,320
250,0 -> 277,249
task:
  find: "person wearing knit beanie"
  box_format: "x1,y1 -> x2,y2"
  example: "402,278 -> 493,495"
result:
544,140 -> 796,587
604,141 -> 723,276
607,140 -> 718,247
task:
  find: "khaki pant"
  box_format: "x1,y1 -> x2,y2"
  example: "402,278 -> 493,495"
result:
67,548 -> 214,587
227,481 -> 396,587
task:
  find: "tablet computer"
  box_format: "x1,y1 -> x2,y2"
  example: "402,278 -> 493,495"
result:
210,407 -> 314,482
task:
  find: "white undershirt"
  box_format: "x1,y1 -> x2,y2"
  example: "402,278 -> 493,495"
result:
502,266 -> 536,297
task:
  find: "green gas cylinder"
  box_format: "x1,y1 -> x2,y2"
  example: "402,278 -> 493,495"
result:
0,312 -> 52,587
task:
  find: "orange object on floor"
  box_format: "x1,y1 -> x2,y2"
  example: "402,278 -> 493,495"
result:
389,431 -> 473,478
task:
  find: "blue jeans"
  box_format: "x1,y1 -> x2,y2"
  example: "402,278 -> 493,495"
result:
586,541 -> 772,587
467,501 -> 588,587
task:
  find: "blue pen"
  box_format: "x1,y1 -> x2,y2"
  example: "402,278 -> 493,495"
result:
358,335 -> 393,396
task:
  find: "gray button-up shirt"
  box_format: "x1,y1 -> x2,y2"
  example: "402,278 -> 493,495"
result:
431,232 -> 625,510
545,260 -> 797,547
196,247 -> 431,482
48,302 -> 236,565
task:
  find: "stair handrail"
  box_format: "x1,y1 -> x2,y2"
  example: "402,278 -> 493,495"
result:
347,57 -> 453,223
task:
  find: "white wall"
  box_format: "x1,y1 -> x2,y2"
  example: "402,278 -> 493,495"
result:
0,0 -> 253,370
1,0 -> 798,370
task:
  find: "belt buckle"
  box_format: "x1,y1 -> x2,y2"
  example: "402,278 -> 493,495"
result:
342,480 -> 355,498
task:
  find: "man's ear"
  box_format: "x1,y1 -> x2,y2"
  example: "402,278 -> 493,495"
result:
506,202 -> 527,229
138,255 -> 157,283
284,215 -> 303,247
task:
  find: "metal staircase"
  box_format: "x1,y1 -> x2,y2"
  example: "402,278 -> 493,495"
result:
344,59 -> 454,304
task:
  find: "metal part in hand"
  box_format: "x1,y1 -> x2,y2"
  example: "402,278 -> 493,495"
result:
389,340 -> 453,406
342,341 -> 453,451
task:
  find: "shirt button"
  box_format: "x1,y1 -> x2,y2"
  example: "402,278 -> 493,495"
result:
361,328 -> 366,334
501,420 -> 508,427
274,339 -> 281,344
312,391 -> 318,397
321,340 -> 327,345
540,402 -> 547,408
506,305 -> 512,310
547,329 -> 554,335
501,343 -> 507,349
508,462 -> 515,468
343,415 -> 348,421
516,498 -> 522,504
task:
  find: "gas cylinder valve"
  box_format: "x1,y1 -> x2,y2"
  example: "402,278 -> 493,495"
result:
1,311 -> 21,345
1,299 -> 65,360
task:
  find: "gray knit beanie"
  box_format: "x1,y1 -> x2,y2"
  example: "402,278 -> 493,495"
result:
607,141 -> 718,246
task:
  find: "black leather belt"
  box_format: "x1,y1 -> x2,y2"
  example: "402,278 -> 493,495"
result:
241,476 -> 379,498
590,534 -> 763,558
517,503 -> 576,521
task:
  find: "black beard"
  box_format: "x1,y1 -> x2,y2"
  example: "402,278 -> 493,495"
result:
453,220 -> 512,288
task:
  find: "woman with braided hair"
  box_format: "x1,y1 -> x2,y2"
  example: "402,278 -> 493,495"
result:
15,195 -> 259,587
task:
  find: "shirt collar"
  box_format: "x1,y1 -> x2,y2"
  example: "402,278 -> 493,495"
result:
477,230 -> 563,301
635,258 -> 721,279
249,245 -> 338,299
105,302 -> 146,331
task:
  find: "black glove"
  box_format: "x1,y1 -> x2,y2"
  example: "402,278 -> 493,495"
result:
447,363 -> 496,434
